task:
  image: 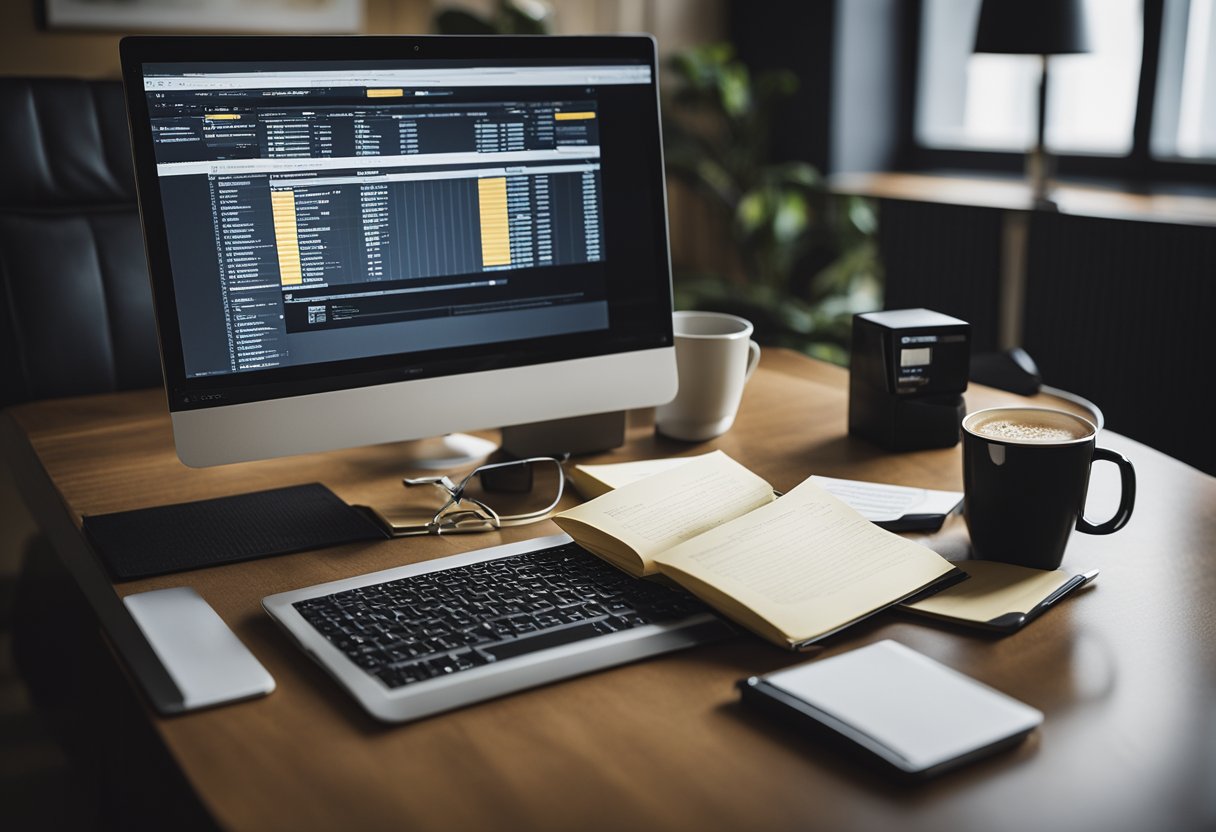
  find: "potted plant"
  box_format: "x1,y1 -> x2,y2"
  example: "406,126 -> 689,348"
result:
662,43 -> 881,365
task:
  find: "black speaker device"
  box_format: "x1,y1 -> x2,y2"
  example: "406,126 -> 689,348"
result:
849,309 -> 970,451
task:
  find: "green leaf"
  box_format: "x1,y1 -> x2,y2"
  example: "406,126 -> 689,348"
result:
772,191 -> 808,243
762,161 -> 823,190
847,196 -> 877,235
736,190 -> 768,234
718,65 -> 752,117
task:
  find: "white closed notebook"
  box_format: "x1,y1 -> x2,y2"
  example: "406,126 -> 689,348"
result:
745,640 -> 1042,775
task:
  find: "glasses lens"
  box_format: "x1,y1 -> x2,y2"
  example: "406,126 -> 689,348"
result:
461,459 -> 563,520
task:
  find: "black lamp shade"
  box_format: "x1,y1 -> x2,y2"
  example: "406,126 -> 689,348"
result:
974,0 -> 1090,55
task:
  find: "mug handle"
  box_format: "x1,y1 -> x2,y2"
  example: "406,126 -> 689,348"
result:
744,340 -> 761,383
1076,447 -> 1136,535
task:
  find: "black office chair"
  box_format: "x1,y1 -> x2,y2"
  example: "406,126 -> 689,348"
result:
1,75 -> 163,663
0,78 -> 206,827
0,78 -> 161,406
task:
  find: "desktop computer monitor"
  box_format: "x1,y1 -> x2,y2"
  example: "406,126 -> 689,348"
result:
120,36 -> 677,467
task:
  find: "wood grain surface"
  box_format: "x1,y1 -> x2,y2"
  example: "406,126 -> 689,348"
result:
828,171 -> 1216,227
5,350 -> 1215,832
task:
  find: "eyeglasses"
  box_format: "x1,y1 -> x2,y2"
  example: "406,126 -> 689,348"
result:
399,456 -> 566,535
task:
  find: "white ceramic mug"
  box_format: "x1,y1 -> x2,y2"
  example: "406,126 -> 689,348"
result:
655,311 -> 761,441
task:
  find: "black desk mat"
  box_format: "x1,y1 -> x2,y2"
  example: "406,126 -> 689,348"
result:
83,483 -> 388,581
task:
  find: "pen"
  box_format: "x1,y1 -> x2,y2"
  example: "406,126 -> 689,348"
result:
1020,569 -> 1100,627
874,513 -> 948,533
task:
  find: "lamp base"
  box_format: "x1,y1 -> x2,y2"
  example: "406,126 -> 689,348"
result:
1026,145 -> 1057,210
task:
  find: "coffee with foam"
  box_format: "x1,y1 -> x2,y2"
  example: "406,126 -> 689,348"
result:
966,408 -> 1093,444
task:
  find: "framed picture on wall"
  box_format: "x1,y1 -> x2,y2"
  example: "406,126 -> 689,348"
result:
41,0 -> 364,33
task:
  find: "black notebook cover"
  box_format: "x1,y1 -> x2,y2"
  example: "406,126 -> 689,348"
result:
83,483 -> 388,581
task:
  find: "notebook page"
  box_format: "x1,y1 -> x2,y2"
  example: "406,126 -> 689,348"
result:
903,560 -> 1070,621
654,477 -> 955,642
554,451 -> 774,571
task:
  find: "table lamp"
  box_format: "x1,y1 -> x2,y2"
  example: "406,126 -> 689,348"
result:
973,0 -> 1090,207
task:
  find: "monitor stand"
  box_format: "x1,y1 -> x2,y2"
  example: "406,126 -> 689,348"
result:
400,411 -> 629,471
403,433 -> 500,470
501,411 -> 625,458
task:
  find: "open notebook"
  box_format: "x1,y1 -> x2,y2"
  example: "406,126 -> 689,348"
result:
554,452 -> 960,649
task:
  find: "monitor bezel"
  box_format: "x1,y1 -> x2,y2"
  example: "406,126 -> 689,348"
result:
119,35 -> 672,413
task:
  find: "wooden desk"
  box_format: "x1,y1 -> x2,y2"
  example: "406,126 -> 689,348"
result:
4,350 -> 1215,832
828,171 -> 1216,228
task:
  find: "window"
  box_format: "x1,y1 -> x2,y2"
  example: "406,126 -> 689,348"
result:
909,0 -> 1216,184
916,0 -> 1143,156
1153,0 -> 1216,160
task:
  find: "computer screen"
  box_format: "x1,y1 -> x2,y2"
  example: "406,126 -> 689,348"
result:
121,37 -> 677,466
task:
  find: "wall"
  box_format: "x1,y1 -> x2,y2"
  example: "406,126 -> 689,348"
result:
0,2 -> 440,78
831,0 -> 908,174
0,0 -> 720,79
730,0 -> 834,173
880,199 -> 1216,476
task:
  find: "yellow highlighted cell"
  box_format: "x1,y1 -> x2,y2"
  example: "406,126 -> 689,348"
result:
366,88 -> 404,98
270,189 -> 302,286
554,111 -> 596,121
478,177 -> 511,267
204,113 -> 241,120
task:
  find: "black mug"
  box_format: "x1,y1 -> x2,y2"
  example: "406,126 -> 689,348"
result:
962,407 -> 1136,570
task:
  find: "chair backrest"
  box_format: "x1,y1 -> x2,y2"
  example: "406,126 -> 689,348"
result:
0,78 -> 162,408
